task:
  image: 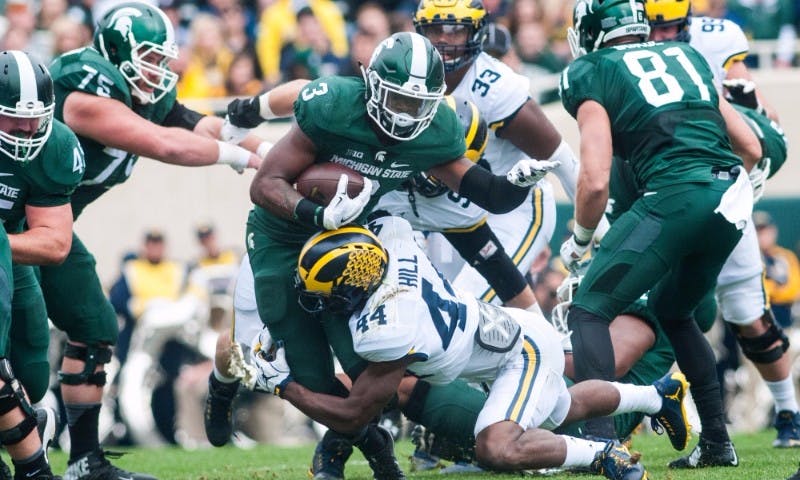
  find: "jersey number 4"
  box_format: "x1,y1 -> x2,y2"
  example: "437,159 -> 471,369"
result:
623,47 -> 711,108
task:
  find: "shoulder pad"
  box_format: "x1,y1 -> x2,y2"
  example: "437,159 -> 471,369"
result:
51,48 -> 131,104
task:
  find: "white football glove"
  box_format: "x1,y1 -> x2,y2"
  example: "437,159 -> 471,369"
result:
220,115 -> 251,145
506,159 -> 561,187
748,157 -> 770,203
250,330 -> 292,396
560,235 -> 591,272
322,175 -> 373,230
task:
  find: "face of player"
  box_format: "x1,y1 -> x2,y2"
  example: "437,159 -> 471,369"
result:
418,24 -> 470,64
649,24 -> 680,42
0,114 -> 40,139
135,50 -> 169,93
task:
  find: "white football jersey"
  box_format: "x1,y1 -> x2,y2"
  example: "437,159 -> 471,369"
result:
689,16 -> 749,90
351,215 -> 521,384
375,188 -> 486,231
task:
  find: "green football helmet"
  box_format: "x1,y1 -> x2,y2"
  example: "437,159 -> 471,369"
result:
0,50 -> 54,162
295,225 -> 389,315
568,0 -> 651,58
362,32 -> 445,141
93,1 -> 179,104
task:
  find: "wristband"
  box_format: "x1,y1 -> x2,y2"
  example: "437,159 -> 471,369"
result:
216,141 -> 250,170
256,141 -> 274,159
293,198 -> 323,227
572,222 -> 595,245
259,91 -> 278,120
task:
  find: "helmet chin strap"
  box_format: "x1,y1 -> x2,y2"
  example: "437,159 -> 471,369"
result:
130,87 -> 152,105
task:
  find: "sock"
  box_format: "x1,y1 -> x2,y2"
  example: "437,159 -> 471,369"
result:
65,403 -> 101,461
766,377 -> 800,413
12,449 -> 49,478
213,365 -> 238,384
610,382 -> 661,415
559,435 -> 606,468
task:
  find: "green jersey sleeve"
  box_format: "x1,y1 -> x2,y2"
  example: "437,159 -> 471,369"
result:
50,48 -> 132,109
560,57 -> 604,118
26,121 -> 84,207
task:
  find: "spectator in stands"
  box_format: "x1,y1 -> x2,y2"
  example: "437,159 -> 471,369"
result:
225,48 -> 264,96
219,0 -> 252,54
756,211 -> 800,328
110,230 -> 187,364
255,0 -> 348,86
340,3 -> 391,76
177,13 -> 234,103
728,0 -> 797,68
279,6 -> 347,81
514,20 -> 566,104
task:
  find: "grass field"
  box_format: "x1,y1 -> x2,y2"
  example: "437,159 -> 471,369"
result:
43,429 -> 800,479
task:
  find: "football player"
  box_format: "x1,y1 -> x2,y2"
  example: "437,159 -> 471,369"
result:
248,215 -> 696,479
0,50 -> 73,480
236,30 -> 552,480
558,0 -> 761,470
411,0 -> 582,310
44,2 -> 264,479
645,0 -> 798,461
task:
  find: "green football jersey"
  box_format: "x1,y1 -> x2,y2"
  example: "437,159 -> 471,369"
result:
560,41 -> 742,192
734,104 -> 788,178
0,120 -> 84,233
252,76 -> 467,244
49,47 -> 177,219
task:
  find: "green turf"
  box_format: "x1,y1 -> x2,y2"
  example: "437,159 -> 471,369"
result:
44,429 -> 800,479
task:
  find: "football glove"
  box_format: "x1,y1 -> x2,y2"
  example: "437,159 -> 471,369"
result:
722,78 -> 759,110
506,159 -> 561,187
560,235 -> 591,273
322,175 -> 373,230
749,157 -> 771,203
227,96 -> 265,129
220,115 -> 251,145
250,331 -> 293,396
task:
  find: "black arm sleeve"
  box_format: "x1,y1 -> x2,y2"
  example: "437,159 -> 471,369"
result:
443,223 -> 528,303
162,100 -> 206,130
458,164 -> 529,214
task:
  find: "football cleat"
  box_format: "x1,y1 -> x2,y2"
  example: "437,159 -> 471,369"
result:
356,424 -> 405,480
203,374 -> 240,447
63,450 -> 156,480
650,372 -> 691,450
590,441 -> 648,480
773,410 -> 800,448
309,430 -> 353,480
668,439 -> 738,468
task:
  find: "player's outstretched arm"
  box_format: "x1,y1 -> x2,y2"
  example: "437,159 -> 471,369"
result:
719,95 -> 762,172
430,157 -> 530,214
61,91 -> 260,172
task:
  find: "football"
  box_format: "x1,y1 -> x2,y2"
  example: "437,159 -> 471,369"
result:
294,162 -> 366,206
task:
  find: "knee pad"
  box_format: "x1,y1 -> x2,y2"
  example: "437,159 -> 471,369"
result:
58,343 -> 113,387
731,312 -> 790,364
0,359 -> 37,446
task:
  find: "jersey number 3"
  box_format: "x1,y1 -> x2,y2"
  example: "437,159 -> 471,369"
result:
623,47 -> 711,108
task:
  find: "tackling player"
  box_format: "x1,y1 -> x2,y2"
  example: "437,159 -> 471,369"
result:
645,0 -> 798,462
45,2 -> 262,479
247,215 -> 695,480
0,50 -> 76,480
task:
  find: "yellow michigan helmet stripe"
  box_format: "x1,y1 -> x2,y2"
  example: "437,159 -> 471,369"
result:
444,95 -> 488,162
645,0 -> 691,25
414,0 -> 487,27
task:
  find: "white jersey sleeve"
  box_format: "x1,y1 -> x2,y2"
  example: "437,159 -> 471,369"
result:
689,17 -> 749,90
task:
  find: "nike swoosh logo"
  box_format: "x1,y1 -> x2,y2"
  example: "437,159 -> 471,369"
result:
0,173 -> 12,177
390,162 -> 409,168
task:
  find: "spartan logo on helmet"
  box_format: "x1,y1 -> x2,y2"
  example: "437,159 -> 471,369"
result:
94,1 -> 179,104
0,50 -> 55,162
295,226 -> 389,315
568,0 -> 650,58
362,32 -> 445,141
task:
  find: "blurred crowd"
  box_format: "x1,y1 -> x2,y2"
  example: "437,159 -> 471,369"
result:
0,0 -> 797,108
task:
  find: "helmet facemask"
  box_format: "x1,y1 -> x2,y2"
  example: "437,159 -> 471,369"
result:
413,0 -> 488,72
119,41 -> 179,105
